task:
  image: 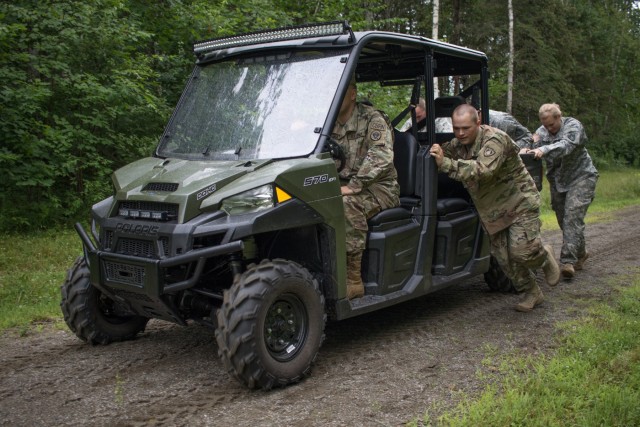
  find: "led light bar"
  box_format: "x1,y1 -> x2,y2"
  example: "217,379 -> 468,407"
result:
193,21 -> 352,56
119,208 -> 169,221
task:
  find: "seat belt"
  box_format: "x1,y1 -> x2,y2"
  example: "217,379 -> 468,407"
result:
390,77 -> 423,130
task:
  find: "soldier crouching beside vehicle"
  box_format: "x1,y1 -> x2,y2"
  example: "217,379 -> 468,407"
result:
430,104 -> 560,312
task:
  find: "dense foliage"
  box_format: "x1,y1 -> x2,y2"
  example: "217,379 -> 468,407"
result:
1,0 -> 639,231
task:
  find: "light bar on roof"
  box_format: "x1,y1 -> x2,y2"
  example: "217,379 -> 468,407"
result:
193,21 -> 351,56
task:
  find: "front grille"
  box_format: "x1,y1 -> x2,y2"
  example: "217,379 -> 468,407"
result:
104,261 -> 145,287
104,230 -> 114,250
111,237 -> 170,258
117,238 -> 155,258
143,182 -> 179,192
159,237 -> 169,256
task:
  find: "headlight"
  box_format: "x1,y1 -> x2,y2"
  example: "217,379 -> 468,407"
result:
220,184 -> 275,216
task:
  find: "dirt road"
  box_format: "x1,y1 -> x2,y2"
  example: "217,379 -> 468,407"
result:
1,206 -> 639,427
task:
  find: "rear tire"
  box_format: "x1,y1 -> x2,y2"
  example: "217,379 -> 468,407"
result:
484,255 -> 516,293
215,259 -> 326,390
60,256 -> 149,345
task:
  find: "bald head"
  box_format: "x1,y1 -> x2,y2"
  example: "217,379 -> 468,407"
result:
451,104 -> 480,145
452,104 -> 479,122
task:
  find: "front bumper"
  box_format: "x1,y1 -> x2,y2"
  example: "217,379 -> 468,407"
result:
75,223 -> 243,323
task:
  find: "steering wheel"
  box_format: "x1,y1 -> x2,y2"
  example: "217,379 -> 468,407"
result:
323,139 -> 346,172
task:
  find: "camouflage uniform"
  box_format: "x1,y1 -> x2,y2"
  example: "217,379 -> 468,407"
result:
439,125 -> 546,292
488,110 -> 534,148
399,117 -> 452,133
331,102 -> 400,255
532,117 -> 598,265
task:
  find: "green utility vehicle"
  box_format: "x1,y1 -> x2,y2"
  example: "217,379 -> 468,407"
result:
61,21 -> 513,389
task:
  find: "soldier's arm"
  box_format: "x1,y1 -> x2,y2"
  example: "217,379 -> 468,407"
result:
536,118 -> 585,160
532,127 -> 545,148
516,134 -> 534,149
346,114 -> 395,193
498,114 -> 534,149
513,122 -> 534,149
441,140 -> 455,158
440,137 -> 507,183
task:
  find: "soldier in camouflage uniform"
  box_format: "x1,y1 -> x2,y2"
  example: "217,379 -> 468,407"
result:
486,110 -> 534,148
331,76 -> 400,300
430,104 -> 560,312
485,110 -> 544,190
524,103 -> 598,279
399,98 -> 427,131
399,97 -> 452,133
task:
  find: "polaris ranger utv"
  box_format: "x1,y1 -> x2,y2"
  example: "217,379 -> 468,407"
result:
61,21 -> 513,390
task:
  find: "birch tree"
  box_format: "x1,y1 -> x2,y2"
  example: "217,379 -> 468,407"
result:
507,0 -> 514,113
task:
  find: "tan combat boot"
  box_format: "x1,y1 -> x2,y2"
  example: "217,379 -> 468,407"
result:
561,263 -> 575,279
575,252 -> 589,271
542,244 -> 560,286
515,283 -> 544,312
346,253 -> 364,300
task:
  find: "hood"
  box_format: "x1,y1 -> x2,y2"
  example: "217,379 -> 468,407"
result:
111,157 -> 274,222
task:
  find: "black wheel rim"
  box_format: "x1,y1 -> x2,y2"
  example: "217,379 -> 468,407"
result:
264,293 -> 308,362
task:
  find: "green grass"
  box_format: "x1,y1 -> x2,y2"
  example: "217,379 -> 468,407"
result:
413,271 -> 640,427
0,229 -> 81,331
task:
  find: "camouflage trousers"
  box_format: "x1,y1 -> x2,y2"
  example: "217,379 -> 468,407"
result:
343,188 -> 398,255
489,212 -> 547,292
550,176 -> 597,265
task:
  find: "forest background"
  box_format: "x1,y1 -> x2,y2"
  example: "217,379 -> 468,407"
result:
1,0 -> 639,231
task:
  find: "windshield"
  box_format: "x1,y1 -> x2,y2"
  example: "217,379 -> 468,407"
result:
157,50 -> 347,160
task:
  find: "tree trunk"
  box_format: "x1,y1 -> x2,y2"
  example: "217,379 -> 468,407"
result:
507,0 -> 514,113
451,0 -> 461,93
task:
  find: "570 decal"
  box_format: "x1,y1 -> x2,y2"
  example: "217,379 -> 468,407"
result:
303,174 -> 336,186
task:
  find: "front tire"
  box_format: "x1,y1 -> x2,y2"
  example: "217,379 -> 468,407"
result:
215,259 -> 326,390
484,255 -> 516,293
60,256 -> 149,345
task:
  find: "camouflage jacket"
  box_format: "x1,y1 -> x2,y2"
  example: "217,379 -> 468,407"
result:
488,110 -> 534,148
440,125 -> 540,235
399,117 -> 452,133
331,103 -> 400,207
532,117 -> 598,192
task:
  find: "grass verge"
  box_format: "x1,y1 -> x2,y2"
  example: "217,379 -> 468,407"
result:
0,229 -> 81,332
413,271 -> 640,426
